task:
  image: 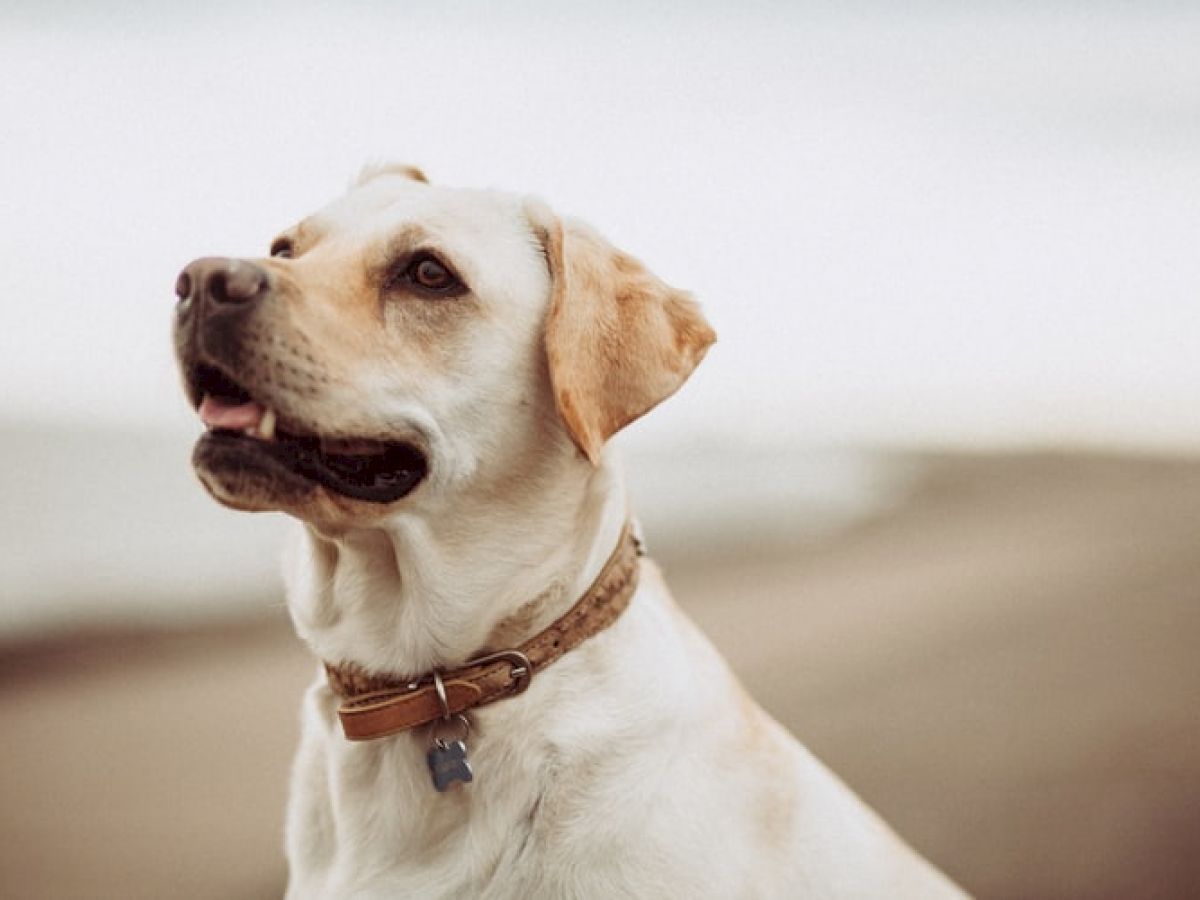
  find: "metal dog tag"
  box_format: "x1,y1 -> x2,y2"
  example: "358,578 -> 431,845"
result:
427,739 -> 473,792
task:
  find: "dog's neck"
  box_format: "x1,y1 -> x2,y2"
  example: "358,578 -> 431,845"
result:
283,455 -> 628,680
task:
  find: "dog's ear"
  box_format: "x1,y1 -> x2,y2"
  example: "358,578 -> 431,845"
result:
530,205 -> 716,464
354,162 -> 429,187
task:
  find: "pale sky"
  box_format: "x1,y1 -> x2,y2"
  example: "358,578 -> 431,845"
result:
3,1 -> 1199,449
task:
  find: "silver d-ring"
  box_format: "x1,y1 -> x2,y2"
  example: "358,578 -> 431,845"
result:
432,713 -> 471,748
431,669 -> 451,721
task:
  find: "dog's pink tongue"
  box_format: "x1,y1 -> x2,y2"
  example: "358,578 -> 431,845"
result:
199,395 -> 265,430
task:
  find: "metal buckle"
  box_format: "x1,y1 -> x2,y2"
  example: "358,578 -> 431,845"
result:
467,649 -> 533,695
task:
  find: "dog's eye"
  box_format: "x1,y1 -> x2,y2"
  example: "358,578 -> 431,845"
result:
403,254 -> 463,295
270,238 -> 294,259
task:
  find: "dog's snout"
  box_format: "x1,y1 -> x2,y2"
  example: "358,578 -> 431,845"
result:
175,257 -> 270,310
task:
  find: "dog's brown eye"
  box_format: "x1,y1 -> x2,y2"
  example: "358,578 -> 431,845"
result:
270,238 -> 294,259
405,254 -> 462,294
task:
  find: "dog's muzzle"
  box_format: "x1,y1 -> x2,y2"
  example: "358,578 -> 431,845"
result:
172,256 -> 428,505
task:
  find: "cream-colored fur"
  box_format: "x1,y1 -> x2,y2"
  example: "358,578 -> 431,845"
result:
183,169 -> 966,898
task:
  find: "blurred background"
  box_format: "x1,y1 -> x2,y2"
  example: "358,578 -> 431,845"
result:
2,2 -> 1198,897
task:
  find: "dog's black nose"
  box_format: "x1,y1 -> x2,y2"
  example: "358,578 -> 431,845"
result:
175,257 -> 270,309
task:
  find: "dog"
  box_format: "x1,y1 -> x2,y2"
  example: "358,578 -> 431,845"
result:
173,165 -> 966,898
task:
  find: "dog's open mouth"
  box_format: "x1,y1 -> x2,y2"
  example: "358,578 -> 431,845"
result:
189,364 -> 427,504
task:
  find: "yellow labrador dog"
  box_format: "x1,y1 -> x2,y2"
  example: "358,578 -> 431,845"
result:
173,166 -> 966,898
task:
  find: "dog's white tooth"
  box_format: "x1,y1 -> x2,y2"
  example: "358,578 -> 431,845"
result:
259,407 -> 277,441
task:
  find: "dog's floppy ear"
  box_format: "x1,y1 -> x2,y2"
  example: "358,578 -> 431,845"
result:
532,206 -> 716,464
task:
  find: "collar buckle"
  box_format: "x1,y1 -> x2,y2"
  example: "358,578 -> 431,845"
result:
467,649 -> 533,695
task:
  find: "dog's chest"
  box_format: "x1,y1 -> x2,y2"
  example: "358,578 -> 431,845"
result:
287,709 -> 559,897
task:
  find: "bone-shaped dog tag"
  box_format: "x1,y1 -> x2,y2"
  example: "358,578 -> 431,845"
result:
427,739 -> 473,791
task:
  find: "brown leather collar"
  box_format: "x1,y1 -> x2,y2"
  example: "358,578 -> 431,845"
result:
324,522 -> 642,741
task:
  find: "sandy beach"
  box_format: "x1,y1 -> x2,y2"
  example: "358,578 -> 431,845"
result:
2,451 -> 1198,899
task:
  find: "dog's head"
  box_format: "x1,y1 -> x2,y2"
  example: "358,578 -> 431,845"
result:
173,166 -> 715,526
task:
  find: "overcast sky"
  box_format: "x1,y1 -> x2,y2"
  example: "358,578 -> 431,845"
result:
3,1 -> 1198,449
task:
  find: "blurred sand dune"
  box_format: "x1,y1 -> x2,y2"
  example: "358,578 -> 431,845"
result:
2,451 -> 1198,899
